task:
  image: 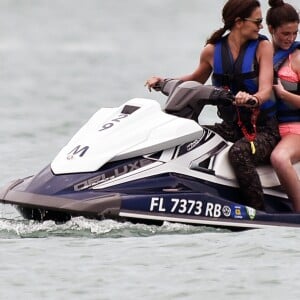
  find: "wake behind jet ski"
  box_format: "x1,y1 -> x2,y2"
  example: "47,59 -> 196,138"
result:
1,80 -> 300,229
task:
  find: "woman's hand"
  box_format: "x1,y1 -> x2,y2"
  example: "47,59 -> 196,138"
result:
273,79 -> 286,99
234,91 -> 259,107
144,76 -> 163,92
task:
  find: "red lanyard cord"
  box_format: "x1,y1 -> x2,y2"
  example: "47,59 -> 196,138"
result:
236,107 -> 260,154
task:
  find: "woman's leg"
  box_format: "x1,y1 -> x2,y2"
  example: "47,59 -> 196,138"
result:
271,134 -> 300,212
228,132 -> 278,210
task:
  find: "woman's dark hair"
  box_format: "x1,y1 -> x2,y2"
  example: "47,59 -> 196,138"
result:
266,0 -> 299,28
206,0 -> 261,45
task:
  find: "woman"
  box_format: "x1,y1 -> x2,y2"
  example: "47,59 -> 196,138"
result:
145,0 -> 280,211
267,0 -> 300,212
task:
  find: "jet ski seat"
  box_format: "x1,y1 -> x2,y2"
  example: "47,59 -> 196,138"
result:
213,146 -> 300,188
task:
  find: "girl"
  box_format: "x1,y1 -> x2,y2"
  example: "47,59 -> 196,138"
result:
267,0 -> 300,212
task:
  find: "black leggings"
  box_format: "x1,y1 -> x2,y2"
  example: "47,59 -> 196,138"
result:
206,117 -> 280,210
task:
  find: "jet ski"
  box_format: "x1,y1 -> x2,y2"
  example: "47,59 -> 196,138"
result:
1,79 -> 300,230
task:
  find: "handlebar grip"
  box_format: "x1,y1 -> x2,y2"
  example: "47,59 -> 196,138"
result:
246,98 -> 258,107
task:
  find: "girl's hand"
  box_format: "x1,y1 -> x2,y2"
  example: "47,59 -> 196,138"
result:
273,79 -> 286,99
144,76 -> 163,92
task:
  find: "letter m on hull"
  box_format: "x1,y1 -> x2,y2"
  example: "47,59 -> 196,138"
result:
68,145 -> 89,157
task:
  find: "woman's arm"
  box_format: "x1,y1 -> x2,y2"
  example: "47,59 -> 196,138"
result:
254,39 -> 274,104
178,44 -> 214,83
145,44 -> 214,91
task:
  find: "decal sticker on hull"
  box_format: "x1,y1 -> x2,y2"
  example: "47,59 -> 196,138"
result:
73,158 -> 154,191
233,205 -> 243,219
98,113 -> 129,132
222,206 -> 231,217
149,196 -> 226,218
67,145 -> 90,160
231,205 -> 256,220
246,207 -> 256,220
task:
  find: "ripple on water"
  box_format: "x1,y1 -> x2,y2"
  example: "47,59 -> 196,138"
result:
0,215 -> 229,239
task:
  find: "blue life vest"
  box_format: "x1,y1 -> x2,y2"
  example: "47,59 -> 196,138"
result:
212,34 -> 276,124
274,41 -> 300,123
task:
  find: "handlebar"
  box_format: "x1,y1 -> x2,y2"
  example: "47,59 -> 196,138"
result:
245,98 -> 258,107
152,79 -> 258,121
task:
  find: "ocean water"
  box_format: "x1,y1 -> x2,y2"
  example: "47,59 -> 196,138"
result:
1,0 -> 300,299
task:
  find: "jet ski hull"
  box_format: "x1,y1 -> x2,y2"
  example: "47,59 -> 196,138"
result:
1,81 -> 300,230
1,168 -> 299,230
